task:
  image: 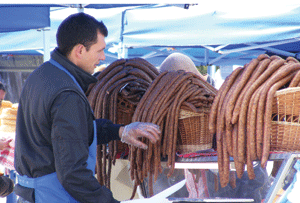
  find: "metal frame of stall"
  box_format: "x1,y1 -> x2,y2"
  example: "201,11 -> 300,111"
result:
158,152 -> 300,203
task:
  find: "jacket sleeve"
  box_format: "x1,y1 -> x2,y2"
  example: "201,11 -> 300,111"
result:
50,91 -> 120,203
95,118 -> 122,145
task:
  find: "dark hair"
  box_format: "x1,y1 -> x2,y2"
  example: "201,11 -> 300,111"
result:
56,12 -> 108,56
0,82 -> 6,92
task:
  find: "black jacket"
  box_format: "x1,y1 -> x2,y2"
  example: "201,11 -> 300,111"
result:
14,48 -> 121,203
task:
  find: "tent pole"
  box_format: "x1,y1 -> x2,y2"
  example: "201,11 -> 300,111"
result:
118,43 -> 128,59
118,10 -> 126,59
118,9 -> 128,59
205,48 -> 216,79
77,4 -> 84,13
43,28 -> 51,62
204,48 -> 209,65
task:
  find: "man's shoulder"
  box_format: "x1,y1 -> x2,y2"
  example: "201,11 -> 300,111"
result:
24,62 -> 78,96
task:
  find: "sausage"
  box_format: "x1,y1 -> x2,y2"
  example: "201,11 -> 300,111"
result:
149,157 -> 154,197
257,62 -> 300,161
257,54 -> 270,61
216,90 -> 232,184
128,68 -> 153,83
219,68 -> 245,143
289,69 -> 300,87
148,72 -> 189,122
125,60 -> 158,80
231,123 -> 244,178
261,73 -> 297,168
238,58 -> 285,161
236,61 -> 270,162
246,143 -> 256,180
231,58 -> 271,124
167,82 -> 191,165
88,65 -> 124,109
136,145 -> 143,181
140,72 -> 180,122
102,144 -> 107,187
107,155 -> 112,189
225,123 -> 233,157
221,131 -> 230,188
181,101 -> 199,112
168,85 -> 197,177
130,57 -> 159,75
286,56 -> 299,64
209,67 -> 243,134
225,59 -> 259,127
132,71 -> 169,122
217,131 -> 224,186
269,55 -> 283,61
132,78 -> 151,89
95,69 -> 130,117
247,86 -> 263,160
98,58 -> 127,80
190,75 -> 218,95
154,141 -> 161,182
96,145 -> 103,185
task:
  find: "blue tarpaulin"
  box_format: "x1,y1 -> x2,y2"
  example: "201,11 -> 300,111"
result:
0,3 -> 300,67
0,5 -> 51,32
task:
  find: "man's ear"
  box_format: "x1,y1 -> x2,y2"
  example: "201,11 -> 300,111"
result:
67,44 -> 85,64
73,44 -> 85,59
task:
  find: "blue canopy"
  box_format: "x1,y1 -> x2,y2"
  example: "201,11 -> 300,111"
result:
0,4 -> 54,32
0,3 -> 300,68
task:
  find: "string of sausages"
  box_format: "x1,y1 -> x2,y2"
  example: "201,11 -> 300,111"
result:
208,54 -> 300,188
87,57 -> 159,189
130,70 -> 217,197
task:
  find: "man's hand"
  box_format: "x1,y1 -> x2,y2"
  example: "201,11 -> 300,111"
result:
119,122 -> 161,149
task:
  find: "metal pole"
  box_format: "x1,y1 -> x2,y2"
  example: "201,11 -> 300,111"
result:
43,28 -> 51,62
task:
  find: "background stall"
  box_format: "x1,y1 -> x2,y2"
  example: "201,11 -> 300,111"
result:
1,2 -> 300,101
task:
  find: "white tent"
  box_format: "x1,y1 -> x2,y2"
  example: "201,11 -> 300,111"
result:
0,2 -> 300,68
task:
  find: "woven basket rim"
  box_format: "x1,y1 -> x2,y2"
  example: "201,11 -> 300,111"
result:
179,108 -> 210,119
271,120 -> 300,126
177,143 -> 212,154
275,87 -> 300,96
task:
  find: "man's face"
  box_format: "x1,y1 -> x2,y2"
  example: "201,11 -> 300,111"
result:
78,32 -> 106,74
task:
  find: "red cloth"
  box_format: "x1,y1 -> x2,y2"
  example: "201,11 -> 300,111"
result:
0,133 -> 15,170
184,168 -> 210,198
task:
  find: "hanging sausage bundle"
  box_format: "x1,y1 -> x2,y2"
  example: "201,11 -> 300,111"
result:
209,54 -> 300,188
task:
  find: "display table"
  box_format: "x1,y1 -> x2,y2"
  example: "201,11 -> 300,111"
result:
172,151 -> 300,203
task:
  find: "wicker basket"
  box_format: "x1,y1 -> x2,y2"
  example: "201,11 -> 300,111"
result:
116,96 -> 136,153
271,87 -> 300,152
116,96 -> 136,125
177,108 -> 212,154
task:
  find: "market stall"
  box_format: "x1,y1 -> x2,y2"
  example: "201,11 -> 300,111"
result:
1,3 -> 300,203
86,53 -> 300,203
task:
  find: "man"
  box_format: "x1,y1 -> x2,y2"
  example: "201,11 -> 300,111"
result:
14,13 -> 160,203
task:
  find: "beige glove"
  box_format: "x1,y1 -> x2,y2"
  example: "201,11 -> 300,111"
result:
120,122 -> 161,149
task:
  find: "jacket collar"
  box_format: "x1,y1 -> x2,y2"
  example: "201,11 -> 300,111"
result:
51,48 -> 98,93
